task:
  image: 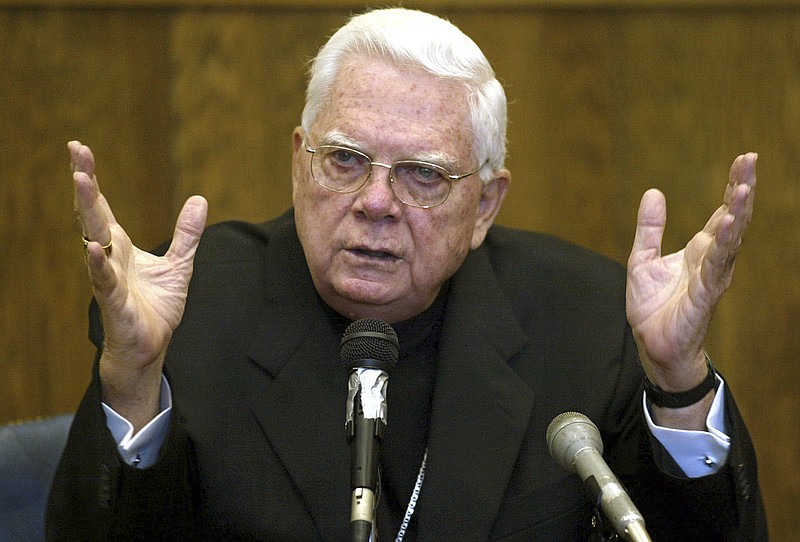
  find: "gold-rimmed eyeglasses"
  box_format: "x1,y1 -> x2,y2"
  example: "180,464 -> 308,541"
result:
304,141 -> 486,209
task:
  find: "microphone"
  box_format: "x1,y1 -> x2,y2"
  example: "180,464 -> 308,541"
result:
546,412 -> 652,542
340,319 -> 400,542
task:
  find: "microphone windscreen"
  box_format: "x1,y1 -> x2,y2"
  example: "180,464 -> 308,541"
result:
546,411 -> 604,472
340,318 -> 399,371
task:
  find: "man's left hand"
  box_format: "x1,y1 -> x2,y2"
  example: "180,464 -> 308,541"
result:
626,153 -> 757,426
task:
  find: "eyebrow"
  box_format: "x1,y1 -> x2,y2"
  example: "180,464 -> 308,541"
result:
316,130 -> 461,171
318,130 -> 362,149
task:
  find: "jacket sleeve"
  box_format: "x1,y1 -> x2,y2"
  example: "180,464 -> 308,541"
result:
609,330 -> 768,542
46,329 -> 199,541
625,381 -> 769,542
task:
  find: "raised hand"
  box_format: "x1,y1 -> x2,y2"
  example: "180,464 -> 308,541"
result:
70,141 -> 208,429
626,153 -> 757,423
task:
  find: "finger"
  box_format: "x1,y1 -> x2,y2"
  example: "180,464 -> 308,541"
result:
697,155 -> 757,293
69,141 -> 104,204
698,153 -> 757,253
165,195 -> 208,263
84,237 -> 125,303
70,141 -> 117,246
701,197 -> 746,286
728,152 -> 758,194
70,141 -> 92,226
705,155 -> 757,258
697,220 -> 737,305
68,140 -> 95,178
629,188 -> 666,267
724,153 -> 757,241
74,171 -> 113,246
717,186 -> 751,247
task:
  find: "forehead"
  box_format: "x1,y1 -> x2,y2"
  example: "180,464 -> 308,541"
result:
312,57 -> 474,161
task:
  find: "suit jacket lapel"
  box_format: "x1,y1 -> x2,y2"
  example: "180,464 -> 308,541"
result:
418,246 -> 535,541
245,222 -> 352,541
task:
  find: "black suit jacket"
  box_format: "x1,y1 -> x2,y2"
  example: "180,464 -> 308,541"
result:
47,210 -> 767,541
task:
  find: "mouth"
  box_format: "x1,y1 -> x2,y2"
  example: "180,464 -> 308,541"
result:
347,247 -> 400,261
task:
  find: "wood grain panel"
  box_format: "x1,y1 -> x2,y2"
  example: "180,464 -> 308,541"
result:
454,11 -> 623,257
0,9 -> 172,421
590,12 -> 800,535
169,11 -> 344,225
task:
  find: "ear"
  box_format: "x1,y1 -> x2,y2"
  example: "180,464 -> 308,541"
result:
293,127 -> 305,149
292,127 -> 305,161
291,127 -> 305,196
471,169 -> 510,249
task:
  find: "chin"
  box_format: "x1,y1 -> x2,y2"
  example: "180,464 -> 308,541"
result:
333,290 -> 424,324
333,275 -> 398,301
339,293 -> 398,316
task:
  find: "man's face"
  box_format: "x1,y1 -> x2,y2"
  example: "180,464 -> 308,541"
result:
292,57 -> 508,323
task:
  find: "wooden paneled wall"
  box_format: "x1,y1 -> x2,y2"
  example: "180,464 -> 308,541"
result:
1,2 -> 798,539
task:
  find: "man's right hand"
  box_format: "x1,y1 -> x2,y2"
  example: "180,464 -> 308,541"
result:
71,140 -> 208,431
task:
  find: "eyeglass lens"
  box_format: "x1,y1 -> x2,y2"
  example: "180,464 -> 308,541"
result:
311,146 -> 451,207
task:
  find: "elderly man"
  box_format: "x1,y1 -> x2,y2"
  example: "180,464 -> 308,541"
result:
48,8 -> 766,541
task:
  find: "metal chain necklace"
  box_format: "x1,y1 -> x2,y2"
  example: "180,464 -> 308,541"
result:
394,448 -> 428,542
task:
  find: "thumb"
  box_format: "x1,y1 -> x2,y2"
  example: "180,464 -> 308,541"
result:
629,188 -> 666,267
166,195 -> 208,262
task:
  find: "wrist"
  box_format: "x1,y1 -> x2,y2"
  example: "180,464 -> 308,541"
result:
99,354 -> 164,432
643,352 -> 719,408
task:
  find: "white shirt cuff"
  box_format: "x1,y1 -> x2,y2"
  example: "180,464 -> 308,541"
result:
644,375 -> 730,477
102,375 -> 173,469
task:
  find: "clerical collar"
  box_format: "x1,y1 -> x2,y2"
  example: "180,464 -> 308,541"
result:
322,281 -> 451,353
393,282 -> 449,358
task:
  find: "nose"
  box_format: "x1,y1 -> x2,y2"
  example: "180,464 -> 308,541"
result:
353,162 -> 402,220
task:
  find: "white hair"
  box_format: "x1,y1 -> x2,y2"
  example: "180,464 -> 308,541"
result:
301,8 -> 507,183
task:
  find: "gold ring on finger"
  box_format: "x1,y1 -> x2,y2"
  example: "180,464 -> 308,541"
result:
82,236 -> 113,256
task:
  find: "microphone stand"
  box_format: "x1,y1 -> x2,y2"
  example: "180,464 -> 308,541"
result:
347,376 -> 385,542
340,319 -> 399,542
547,412 -> 652,542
